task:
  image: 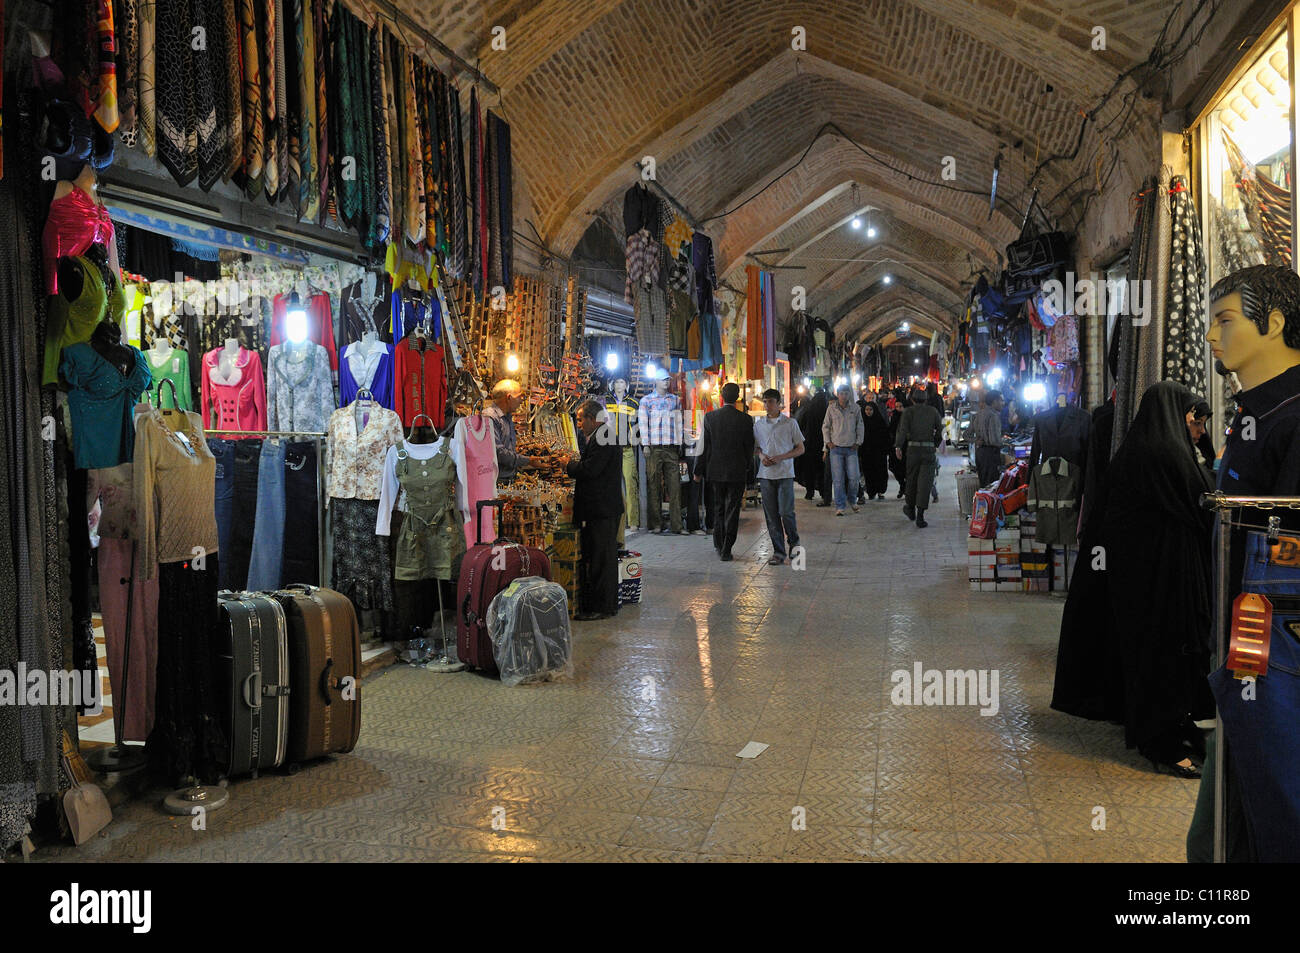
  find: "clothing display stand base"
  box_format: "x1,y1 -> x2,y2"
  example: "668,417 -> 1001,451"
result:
87,743 -> 147,774
162,782 -> 230,817
421,580 -> 463,672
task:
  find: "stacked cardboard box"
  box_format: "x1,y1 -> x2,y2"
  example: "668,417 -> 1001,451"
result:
968,536 -> 997,591
1018,511 -> 1050,592
1052,546 -> 1079,591
994,529 -> 1020,591
546,527 -> 581,618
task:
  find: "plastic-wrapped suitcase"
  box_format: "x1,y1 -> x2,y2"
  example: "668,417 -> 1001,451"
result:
486,576 -> 572,687
956,470 -> 980,518
216,593 -> 290,777
271,584 -> 361,764
457,499 -> 552,673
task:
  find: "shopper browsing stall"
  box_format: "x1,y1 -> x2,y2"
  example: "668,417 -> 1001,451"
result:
483,379 -> 546,484
559,400 -> 624,621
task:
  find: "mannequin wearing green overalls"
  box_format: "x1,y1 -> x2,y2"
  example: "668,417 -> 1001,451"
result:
391,441 -> 465,581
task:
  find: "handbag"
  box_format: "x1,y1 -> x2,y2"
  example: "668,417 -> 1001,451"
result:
1005,231 -> 1070,278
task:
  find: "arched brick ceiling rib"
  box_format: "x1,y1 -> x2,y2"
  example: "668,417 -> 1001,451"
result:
496,0 -> 1161,252
814,254 -> 966,322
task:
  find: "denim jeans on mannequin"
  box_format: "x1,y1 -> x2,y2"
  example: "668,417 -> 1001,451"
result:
246,439 -> 286,590
828,446 -> 860,511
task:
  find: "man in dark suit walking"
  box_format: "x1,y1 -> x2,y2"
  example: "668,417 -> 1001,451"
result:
696,382 -> 755,561
559,399 -> 625,620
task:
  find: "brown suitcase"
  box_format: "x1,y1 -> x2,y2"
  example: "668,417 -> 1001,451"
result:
272,584 -> 361,764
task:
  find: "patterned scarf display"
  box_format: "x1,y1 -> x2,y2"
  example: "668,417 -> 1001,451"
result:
262,0 -> 279,200
294,0 -> 316,216
1162,176 -> 1208,396
154,0 -> 196,185
446,81 -> 467,279
193,0 -> 229,191
93,0 -> 120,131
492,110 -> 513,291
273,0 -> 291,203
220,0 -> 242,180
402,51 -> 424,246
239,0 -> 263,197
330,7 -> 357,226
116,0 -> 139,145
485,110 -> 500,292
368,25 -> 389,246
416,60 -> 438,250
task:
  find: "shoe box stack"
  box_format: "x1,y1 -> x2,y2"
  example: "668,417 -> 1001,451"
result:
617,551 -> 642,606
1051,546 -> 1079,590
1019,511 -> 1050,592
546,526 -> 582,619
968,535 -> 996,590
993,518 -> 1021,591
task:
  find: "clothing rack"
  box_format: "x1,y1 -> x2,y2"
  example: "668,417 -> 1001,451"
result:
207,429 -> 329,586
1200,492 -> 1300,863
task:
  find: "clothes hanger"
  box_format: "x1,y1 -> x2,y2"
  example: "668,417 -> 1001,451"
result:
407,413 -> 437,445
154,379 -> 189,434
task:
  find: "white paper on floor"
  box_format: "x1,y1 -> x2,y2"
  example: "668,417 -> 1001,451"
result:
736,741 -> 769,759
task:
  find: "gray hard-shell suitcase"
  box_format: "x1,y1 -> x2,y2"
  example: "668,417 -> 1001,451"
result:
216,592 -> 290,777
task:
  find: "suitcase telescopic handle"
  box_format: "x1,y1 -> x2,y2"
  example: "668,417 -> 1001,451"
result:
475,498 -> 505,546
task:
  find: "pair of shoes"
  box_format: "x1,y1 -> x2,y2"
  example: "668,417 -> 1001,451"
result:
902,504 -> 915,520
851,505 -> 860,513
690,529 -> 706,536
768,555 -> 784,565
574,611 -> 614,622
815,501 -> 830,508
720,550 -> 734,561
915,517 -> 928,528
835,509 -> 844,517
896,489 -> 905,498
1148,757 -> 1201,779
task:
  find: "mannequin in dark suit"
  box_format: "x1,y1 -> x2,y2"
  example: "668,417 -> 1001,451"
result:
561,399 -> 625,620
697,382 -> 755,560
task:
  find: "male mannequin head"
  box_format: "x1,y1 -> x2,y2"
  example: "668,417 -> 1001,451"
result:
492,379 -> 524,414
1207,265 -> 1300,390
654,375 -> 670,396
613,378 -> 628,400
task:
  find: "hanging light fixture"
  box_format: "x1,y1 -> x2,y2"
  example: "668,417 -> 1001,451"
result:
850,183 -> 862,229
505,354 -> 520,374
604,352 -> 619,371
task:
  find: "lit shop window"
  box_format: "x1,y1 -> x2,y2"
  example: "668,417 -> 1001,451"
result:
1202,32 -> 1293,284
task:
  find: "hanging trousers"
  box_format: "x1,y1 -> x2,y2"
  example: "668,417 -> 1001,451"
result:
281,441 -> 320,585
645,445 -> 682,532
622,447 -> 640,527
247,439 -> 285,591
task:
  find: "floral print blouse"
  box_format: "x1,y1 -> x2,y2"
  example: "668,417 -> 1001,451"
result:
325,402 -> 403,500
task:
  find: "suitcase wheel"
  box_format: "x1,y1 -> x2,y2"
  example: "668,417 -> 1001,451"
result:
287,762 -> 301,775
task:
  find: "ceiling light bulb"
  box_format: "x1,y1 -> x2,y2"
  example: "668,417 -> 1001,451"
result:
866,226 -> 878,239
851,217 -> 862,230
604,352 -> 618,371
505,354 -> 520,374
883,275 -> 892,285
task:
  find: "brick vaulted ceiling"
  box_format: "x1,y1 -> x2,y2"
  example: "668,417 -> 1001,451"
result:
408,0 -> 1176,342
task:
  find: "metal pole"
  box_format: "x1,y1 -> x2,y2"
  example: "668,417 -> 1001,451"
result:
316,436 -> 326,587
1212,505 -> 1231,864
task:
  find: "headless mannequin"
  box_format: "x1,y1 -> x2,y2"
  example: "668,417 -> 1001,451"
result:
151,336 -> 172,363
218,338 -> 241,377
89,318 -> 133,375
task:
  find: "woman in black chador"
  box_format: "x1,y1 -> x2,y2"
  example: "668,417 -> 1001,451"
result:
858,399 -> 892,500
1101,381 -> 1216,777
795,389 -> 828,502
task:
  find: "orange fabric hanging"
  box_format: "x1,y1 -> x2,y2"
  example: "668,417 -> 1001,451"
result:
745,265 -> 763,380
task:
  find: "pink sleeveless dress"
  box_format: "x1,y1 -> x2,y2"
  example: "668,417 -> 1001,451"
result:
455,414 -> 499,548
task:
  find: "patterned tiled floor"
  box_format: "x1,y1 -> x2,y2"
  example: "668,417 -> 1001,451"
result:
42,453 -> 1197,862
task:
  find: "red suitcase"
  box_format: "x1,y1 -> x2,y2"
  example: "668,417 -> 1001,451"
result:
457,499 -> 551,672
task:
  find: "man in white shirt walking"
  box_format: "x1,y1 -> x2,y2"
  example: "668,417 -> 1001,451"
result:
753,388 -> 805,566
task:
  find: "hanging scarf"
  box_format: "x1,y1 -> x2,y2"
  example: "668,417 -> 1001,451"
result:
367,24 -> 389,246
432,68 -> 449,256
295,0 -> 317,217
219,0 -> 242,180
1163,175 -> 1207,395
239,0 -> 263,197
402,50 -> 424,246
331,8 -> 358,227
494,111 -> 513,291
350,14 -> 375,246
383,31 -> 403,241
93,0 -> 120,131
485,110 -> 500,292
277,0 -> 295,205
417,61 -> 438,250
193,0 -> 229,191
116,0 -> 139,146
447,81 -> 467,279
469,85 -> 485,297
137,0 -> 156,155
313,0 -> 328,219
745,265 -> 762,380
155,0 -> 197,185
262,0 -> 280,200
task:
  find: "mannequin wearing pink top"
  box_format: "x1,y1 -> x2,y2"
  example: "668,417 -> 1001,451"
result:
454,414 -> 498,547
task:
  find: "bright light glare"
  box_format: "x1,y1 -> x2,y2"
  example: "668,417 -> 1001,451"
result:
285,309 -> 309,343
851,217 -> 862,230
970,378 -> 981,389
604,352 -> 618,371
882,275 -> 892,285
646,362 -> 659,378
1023,381 -> 1047,403
505,354 -> 520,373
866,227 -> 878,239
986,367 -> 1005,385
